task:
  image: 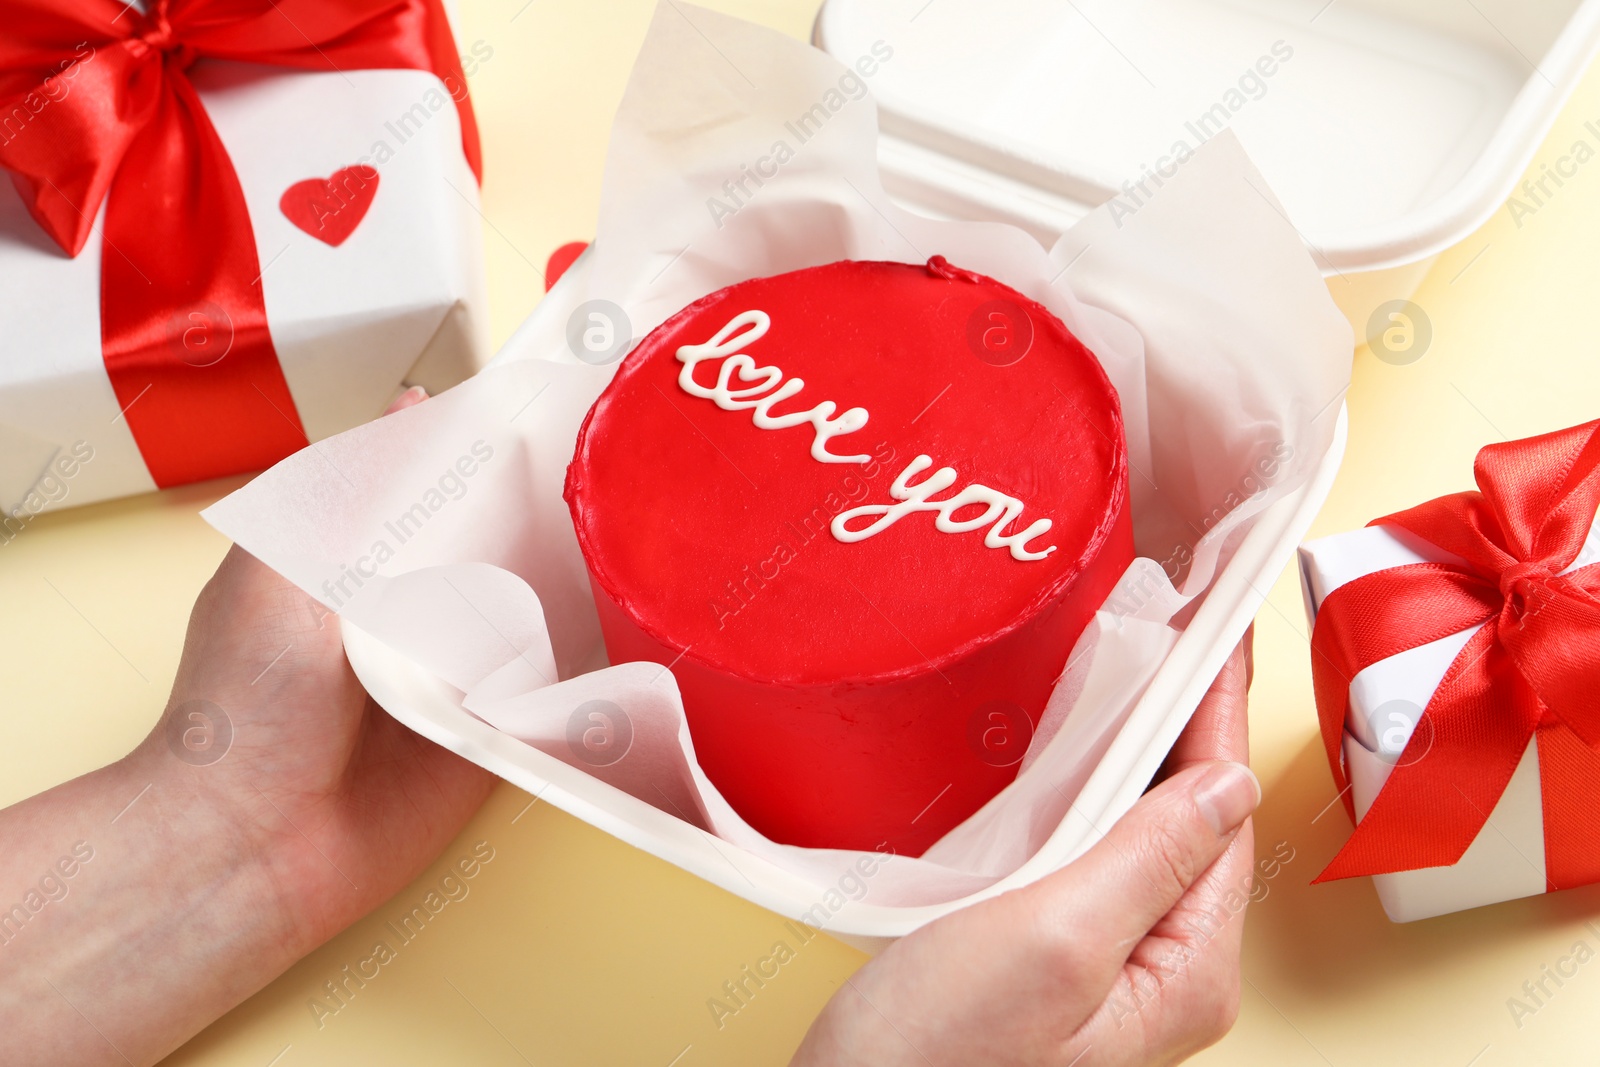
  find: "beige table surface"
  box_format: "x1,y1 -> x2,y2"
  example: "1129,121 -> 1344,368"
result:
7,2 -> 1600,1064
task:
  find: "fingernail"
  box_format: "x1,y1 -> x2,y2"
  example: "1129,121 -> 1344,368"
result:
401,385 -> 428,402
1192,761 -> 1260,836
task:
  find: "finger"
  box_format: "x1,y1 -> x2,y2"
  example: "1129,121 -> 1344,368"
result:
1164,634 -> 1251,773
1078,825 -> 1255,1063
1033,760 -> 1259,985
384,384 -> 428,416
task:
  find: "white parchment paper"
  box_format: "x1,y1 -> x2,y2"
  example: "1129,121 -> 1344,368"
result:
204,3 -> 1351,908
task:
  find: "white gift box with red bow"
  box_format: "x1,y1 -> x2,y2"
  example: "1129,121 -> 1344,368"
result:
1299,514 -> 1600,922
0,31 -> 487,524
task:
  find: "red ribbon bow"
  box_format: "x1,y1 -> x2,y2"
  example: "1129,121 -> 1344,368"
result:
0,0 -> 481,487
1311,420 -> 1600,887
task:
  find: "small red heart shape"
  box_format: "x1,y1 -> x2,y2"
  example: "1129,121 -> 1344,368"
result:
279,165 -> 380,247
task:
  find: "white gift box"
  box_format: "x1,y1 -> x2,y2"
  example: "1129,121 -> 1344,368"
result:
1299,515 -> 1600,922
0,55 -> 488,517
203,3 -> 1352,951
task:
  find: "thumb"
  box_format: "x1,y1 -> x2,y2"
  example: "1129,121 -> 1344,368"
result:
1034,761 -> 1259,984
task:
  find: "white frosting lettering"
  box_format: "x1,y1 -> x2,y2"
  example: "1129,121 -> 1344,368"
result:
676,310 -> 871,464
675,310 -> 1057,561
832,455 -> 1056,561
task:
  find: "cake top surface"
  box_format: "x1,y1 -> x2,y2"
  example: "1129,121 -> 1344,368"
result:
565,257 -> 1127,686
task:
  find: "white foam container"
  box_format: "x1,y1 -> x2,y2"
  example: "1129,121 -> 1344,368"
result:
815,0 -> 1600,333
344,416 -> 1343,947
341,237 -> 1349,947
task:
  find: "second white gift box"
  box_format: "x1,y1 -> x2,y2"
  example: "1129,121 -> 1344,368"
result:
1300,496 -> 1600,922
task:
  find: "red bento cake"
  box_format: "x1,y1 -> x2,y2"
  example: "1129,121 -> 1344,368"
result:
564,257 -> 1132,856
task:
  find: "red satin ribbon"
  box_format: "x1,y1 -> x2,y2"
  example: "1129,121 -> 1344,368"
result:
0,0 -> 481,487
1311,420 -> 1600,888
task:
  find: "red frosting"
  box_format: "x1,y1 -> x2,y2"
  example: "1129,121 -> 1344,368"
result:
565,258 -> 1132,855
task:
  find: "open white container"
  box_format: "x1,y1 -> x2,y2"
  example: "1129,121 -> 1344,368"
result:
192,3 -> 1359,952
815,0 -> 1600,334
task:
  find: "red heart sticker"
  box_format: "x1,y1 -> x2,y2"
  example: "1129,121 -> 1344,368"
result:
279,165 -> 380,247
